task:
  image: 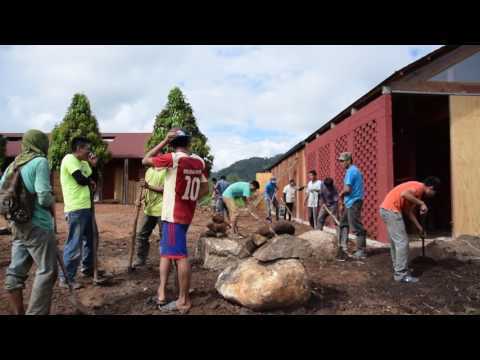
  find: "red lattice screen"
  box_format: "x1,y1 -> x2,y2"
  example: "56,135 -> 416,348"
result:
334,134 -> 348,190
306,152 -> 316,173
317,143 -> 330,180
353,120 -> 378,238
300,94 -> 393,242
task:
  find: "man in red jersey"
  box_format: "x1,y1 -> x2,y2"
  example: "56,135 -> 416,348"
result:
143,128 -> 209,313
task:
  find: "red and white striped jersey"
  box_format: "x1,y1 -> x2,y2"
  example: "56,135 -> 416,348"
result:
152,152 -> 208,225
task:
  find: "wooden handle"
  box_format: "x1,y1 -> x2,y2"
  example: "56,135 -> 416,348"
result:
128,183 -> 145,269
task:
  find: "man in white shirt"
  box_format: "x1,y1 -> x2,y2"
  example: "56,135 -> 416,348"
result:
282,179 -> 304,221
304,170 -> 322,229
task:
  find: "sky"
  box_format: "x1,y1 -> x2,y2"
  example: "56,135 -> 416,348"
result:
0,45 -> 441,171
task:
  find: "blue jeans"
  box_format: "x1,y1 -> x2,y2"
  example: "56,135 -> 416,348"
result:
61,208 -> 93,282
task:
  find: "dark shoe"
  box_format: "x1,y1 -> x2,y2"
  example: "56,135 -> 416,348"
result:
59,279 -> 83,290
351,250 -> 367,260
81,269 -> 106,278
336,249 -> 349,262
397,275 -> 419,284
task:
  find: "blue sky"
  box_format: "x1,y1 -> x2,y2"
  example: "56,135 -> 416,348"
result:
0,45 -> 441,170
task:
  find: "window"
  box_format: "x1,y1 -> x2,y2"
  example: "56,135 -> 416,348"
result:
430,51 -> 480,83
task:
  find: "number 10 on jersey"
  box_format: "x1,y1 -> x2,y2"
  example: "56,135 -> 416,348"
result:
182,175 -> 201,201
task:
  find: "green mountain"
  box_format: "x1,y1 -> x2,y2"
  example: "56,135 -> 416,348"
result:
212,154 -> 283,182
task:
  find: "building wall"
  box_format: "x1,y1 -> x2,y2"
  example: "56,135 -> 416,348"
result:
304,94 -> 394,242
255,172 -> 271,211
270,147 -> 307,221
52,158 -> 144,205
450,95 -> 480,238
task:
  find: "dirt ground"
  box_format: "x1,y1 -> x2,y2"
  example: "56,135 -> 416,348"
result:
1,203 -> 480,315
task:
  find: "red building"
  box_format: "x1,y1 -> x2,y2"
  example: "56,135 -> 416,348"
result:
2,132 -> 150,204
267,45 -> 480,243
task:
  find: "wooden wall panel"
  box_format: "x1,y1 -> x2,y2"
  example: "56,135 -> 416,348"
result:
450,96 -> 480,238
114,166 -> 124,202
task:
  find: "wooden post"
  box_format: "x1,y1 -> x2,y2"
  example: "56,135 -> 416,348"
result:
123,158 -> 129,205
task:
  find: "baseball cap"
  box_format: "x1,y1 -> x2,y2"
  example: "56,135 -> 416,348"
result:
338,152 -> 352,161
270,177 -> 277,183
171,128 -> 191,139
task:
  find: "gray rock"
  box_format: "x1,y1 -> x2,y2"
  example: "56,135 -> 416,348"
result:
216,257 -> 311,311
202,237 -> 243,271
298,230 -> 337,261
253,234 -> 313,262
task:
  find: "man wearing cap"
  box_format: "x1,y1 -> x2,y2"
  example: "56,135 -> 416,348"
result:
142,128 -> 209,313
337,152 -> 367,261
264,177 -> 279,222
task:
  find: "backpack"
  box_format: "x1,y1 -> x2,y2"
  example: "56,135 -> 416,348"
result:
0,161 -> 36,224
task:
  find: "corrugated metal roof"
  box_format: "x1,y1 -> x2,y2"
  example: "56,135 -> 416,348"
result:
266,45 -> 458,170
1,132 -> 151,159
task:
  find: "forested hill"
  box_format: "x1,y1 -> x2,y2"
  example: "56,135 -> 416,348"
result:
212,154 -> 282,182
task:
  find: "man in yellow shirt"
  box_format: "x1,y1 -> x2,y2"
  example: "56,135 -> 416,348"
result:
59,137 -> 98,289
134,166 -> 167,268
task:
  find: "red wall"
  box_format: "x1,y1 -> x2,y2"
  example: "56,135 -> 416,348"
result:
305,94 -> 393,242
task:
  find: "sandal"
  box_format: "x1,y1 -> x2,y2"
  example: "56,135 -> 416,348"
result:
146,296 -> 168,307
158,301 -> 191,314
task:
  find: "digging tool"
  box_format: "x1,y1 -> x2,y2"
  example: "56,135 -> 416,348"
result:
411,214 -> 436,266
277,196 -> 294,220
245,207 -> 279,238
56,250 -> 91,315
321,204 -> 340,226
127,182 -> 145,272
90,189 -> 112,286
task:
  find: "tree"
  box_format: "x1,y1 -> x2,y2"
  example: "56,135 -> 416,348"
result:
146,87 -> 214,173
0,134 -> 6,173
48,94 -> 110,171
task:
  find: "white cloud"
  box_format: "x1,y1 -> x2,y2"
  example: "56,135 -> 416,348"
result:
0,45 -> 441,170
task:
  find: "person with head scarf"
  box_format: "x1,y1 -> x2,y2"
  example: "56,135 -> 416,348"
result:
0,129 -> 57,315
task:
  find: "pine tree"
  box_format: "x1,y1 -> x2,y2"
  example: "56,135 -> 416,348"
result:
0,134 -> 6,173
48,93 -> 110,171
146,87 -> 214,172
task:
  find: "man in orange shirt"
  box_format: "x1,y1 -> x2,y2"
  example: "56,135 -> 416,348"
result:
379,177 -> 440,283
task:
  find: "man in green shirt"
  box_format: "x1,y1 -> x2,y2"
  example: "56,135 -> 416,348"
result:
59,136 -> 99,289
1,129 -> 58,315
133,166 -> 167,268
222,180 -> 260,234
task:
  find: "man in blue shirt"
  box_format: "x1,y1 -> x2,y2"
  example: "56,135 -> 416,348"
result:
264,177 -> 279,222
337,152 -> 367,261
214,176 -> 230,216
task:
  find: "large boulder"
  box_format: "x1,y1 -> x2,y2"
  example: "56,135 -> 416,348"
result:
215,257 -> 311,311
253,234 -> 313,262
298,230 -> 337,261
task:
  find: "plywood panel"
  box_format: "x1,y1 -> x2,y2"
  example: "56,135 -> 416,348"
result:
114,166 -> 124,202
450,96 -> 480,237
255,172 -> 271,211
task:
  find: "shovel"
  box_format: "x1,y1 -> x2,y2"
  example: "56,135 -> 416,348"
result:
411,214 -> 436,266
56,250 -> 91,315
127,183 -> 145,273
52,214 -> 91,315
321,204 -> 340,227
90,190 -> 113,286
